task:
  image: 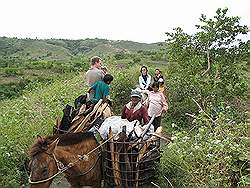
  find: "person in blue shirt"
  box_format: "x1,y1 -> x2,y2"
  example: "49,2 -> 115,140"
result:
88,74 -> 113,105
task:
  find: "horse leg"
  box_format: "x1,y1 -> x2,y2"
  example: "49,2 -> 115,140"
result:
69,182 -> 81,188
66,177 -> 81,188
91,180 -> 102,188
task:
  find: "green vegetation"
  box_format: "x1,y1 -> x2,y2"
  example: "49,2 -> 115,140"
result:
0,7 -> 249,188
158,8 -> 249,187
0,37 -> 159,101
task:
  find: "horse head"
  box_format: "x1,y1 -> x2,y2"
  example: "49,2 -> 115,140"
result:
29,136 -> 59,188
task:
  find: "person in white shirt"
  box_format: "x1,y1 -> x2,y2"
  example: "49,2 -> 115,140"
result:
139,66 -> 152,90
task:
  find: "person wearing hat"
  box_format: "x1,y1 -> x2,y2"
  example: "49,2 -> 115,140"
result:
121,89 -> 149,125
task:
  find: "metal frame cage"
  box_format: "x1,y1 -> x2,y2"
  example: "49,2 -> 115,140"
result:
103,137 -> 161,188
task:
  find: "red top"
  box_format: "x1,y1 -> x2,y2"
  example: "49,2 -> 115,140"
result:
121,102 -> 149,125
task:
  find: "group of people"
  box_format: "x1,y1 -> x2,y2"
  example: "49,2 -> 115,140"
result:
123,65 -> 168,131
85,56 -> 168,131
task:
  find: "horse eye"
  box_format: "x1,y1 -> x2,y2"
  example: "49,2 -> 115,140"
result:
42,167 -> 48,176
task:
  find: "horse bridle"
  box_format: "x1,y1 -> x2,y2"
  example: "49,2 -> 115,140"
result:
29,133 -> 118,184
29,151 -> 76,184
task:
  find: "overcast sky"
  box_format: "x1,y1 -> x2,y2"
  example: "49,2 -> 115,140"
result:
0,0 -> 249,43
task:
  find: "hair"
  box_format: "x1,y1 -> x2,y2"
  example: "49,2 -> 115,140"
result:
155,68 -> 161,73
140,65 -> 148,73
152,82 -> 159,89
103,74 -> 113,83
90,56 -> 101,66
101,66 -> 107,71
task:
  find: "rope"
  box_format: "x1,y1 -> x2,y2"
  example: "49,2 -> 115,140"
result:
29,132 -> 119,184
53,126 -> 70,133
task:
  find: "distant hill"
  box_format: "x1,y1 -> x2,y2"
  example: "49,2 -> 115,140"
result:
0,37 -> 161,61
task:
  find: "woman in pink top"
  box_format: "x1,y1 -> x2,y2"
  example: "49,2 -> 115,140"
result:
144,82 -> 168,131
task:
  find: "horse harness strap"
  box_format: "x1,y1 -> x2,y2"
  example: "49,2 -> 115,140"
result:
28,153 -> 74,184
29,132 -> 119,184
66,152 -> 102,178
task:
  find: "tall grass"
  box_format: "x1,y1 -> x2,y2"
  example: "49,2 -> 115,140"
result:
0,73 -> 85,187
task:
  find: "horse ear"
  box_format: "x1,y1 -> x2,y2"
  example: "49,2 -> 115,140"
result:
37,135 -> 44,142
56,117 -> 61,127
47,138 -> 59,154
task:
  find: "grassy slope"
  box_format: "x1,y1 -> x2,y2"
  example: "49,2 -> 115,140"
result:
0,37 -> 160,60
0,73 -> 84,186
13,40 -> 73,61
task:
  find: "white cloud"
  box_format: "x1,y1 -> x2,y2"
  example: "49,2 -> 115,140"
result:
0,0 -> 249,43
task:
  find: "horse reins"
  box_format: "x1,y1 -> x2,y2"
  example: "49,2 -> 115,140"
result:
29,133 -> 119,184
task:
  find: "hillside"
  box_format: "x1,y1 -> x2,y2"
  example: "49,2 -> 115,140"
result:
0,37 -> 161,61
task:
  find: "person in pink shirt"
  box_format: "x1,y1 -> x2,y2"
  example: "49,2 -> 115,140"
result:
144,82 -> 168,131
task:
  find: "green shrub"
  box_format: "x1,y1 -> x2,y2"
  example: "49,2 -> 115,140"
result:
4,68 -> 23,77
160,108 -> 249,187
110,65 -> 140,114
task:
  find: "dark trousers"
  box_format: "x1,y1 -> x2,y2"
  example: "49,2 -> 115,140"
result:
150,116 -> 162,131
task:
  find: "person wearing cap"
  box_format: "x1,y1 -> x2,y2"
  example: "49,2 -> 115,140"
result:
85,56 -> 105,86
121,90 -> 149,125
153,68 -> 164,83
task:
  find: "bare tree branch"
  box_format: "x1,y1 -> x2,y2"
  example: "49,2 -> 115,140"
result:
185,113 -> 197,119
192,98 -> 216,124
202,47 -> 211,76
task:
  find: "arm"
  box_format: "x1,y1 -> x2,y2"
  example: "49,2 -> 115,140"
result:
102,96 -> 108,103
139,76 -> 145,89
88,87 -> 93,93
121,106 -> 127,119
145,75 -> 152,89
102,85 -> 110,103
85,71 -> 90,86
161,92 -> 168,112
88,81 -> 97,93
141,106 -> 149,125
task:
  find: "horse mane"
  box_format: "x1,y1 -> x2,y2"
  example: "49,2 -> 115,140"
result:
29,132 -> 96,157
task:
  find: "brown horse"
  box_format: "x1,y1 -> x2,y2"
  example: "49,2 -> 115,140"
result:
29,132 -> 102,188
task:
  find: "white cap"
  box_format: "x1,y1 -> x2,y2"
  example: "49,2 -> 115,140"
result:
158,78 -> 164,82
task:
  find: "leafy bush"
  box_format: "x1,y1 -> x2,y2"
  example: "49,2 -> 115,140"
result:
158,8 -> 249,187
160,108 -> 249,187
4,68 -> 23,77
110,65 -> 140,114
164,8 -> 248,127
114,51 -> 127,60
132,56 -> 141,63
